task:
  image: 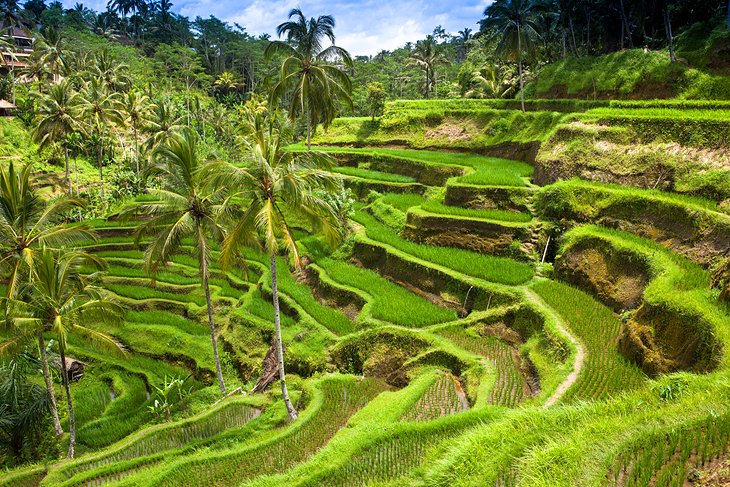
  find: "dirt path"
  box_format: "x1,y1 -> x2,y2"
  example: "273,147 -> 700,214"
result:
523,288 -> 586,408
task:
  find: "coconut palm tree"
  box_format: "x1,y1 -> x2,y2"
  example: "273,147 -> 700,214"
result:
107,0 -> 132,20
0,162 -> 91,437
32,80 -> 80,194
480,0 -> 543,112
7,247 -> 124,459
206,108 -> 341,420
90,49 -> 131,93
128,129 -> 229,394
122,90 -> 150,175
31,27 -> 64,84
456,28 -> 472,61
408,36 -> 448,99
265,8 -> 353,150
143,97 -> 184,151
77,78 -> 123,210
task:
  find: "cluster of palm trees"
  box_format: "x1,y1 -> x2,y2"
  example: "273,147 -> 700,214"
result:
0,9 -> 351,463
28,29 -> 219,210
0,162 -> 124,460
128,8 -> 354,420
407,36 -> 449,100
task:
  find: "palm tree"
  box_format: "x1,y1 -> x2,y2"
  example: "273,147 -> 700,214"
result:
143,98 -> 184,151
465,64 -> 512,99
0,162 -> 91,437
480,0 -> 543,112
7,247 -> 124,459
456,27 -> 473,61
408,36 -> 448,99
0,356 -> 53,465
89,12 -> 121,40
265,8 -> 353,150
122,90 -> 150,175
90,49 -> 131,93
213,71 -> 240,100
32,80 -> 80,194
207,109 -> 341,420
107,0 -> 132,20
77,78 -> 123,210
129,129 -> 228,394
31,27 -> 64,84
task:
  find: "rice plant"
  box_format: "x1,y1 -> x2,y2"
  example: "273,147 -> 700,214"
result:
401,371 -> 470,422
607,411 -> 730,487
439,329 -> 530,407
531,280 -> 647,401
354,210 -> 534,285
146,377 -> 386,487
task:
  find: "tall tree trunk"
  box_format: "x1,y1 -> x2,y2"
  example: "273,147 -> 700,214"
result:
619,0 -> 633,48
98,142 -> 105,211
38,332 -> 63,436
74,158 -> 79,197
433,67 -> 438,99
200,241 -> 226,394
424,67 -> 430,100
727,0 -> 729,28
306,108 -> 311,151
58,344 -> 75,459
270,253 -> 298,421
64,146 -> 71,195
664,0 -> 676,62
569,15 -> 577,54
518,25 -> 525,113
134,124 -> 139,174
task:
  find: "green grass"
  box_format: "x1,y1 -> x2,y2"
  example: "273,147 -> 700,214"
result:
301,237 -> 457,327
380,193 -> 427,211
126,310 -> 207,336
585,107 -> 730,122
271,258 -> 356,336
122,376 -> 387,487
333,166 -> 416,183
531,279 -> 647,401
305,145 -> 533,187
536,177 -> 726,215
378,192 -> 532,222
400,370 -> 469,422
560,225 -> 730,370
74,369 -> 152,450
439,328 -> 529,408
353,210 -> 534,285
419,199 -> 532,223
386,99 -> 609,113
416,372 -> 730,486
105,282 -> 207,306
55,400 -> 262,486
527,49 -> 685,97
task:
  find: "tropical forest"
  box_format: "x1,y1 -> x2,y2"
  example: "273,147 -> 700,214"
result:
0,0 -> 729,485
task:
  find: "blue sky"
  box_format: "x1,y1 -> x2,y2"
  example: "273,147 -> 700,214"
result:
61,0 -> 491,55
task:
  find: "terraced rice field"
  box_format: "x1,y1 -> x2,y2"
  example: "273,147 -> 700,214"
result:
8,107 -> 730,487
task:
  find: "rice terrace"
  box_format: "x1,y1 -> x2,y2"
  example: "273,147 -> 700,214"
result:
0,0 -> 729,486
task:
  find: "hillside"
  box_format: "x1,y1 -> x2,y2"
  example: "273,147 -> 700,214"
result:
524,24 -> 730,100
2,95 -> 729,486
2,1 -> 730,485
